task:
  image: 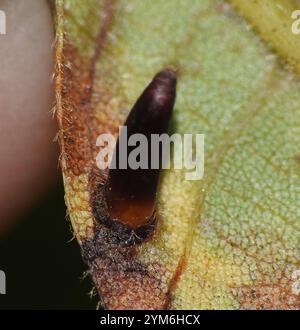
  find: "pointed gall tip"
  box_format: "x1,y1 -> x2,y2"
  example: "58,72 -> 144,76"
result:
155,67 -> 177,80
153,68 -> 177,88
149,68 -> 177,109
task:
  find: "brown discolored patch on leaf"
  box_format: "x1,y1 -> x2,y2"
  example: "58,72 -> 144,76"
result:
56,42 -> 93,176
232,283 -> 300,310
81,228 -> 170,310
56,0 -> 116,177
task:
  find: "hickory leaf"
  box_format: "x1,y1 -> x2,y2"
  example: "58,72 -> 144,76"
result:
55,0 -> 300,309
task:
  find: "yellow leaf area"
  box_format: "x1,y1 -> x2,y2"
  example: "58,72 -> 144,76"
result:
228,0 -> 300,74
56,0 -> 300,309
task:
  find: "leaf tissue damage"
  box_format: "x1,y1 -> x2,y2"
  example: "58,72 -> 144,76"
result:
55,0 -> 300,309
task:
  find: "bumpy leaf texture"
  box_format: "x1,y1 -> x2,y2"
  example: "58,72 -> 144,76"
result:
55,0 -> 300,309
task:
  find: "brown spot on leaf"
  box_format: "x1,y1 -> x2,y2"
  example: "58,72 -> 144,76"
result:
81,228 -> 169,310
232,283 -> 300,310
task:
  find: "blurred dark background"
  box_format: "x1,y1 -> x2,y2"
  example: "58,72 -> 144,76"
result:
0,180 -> 97,309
